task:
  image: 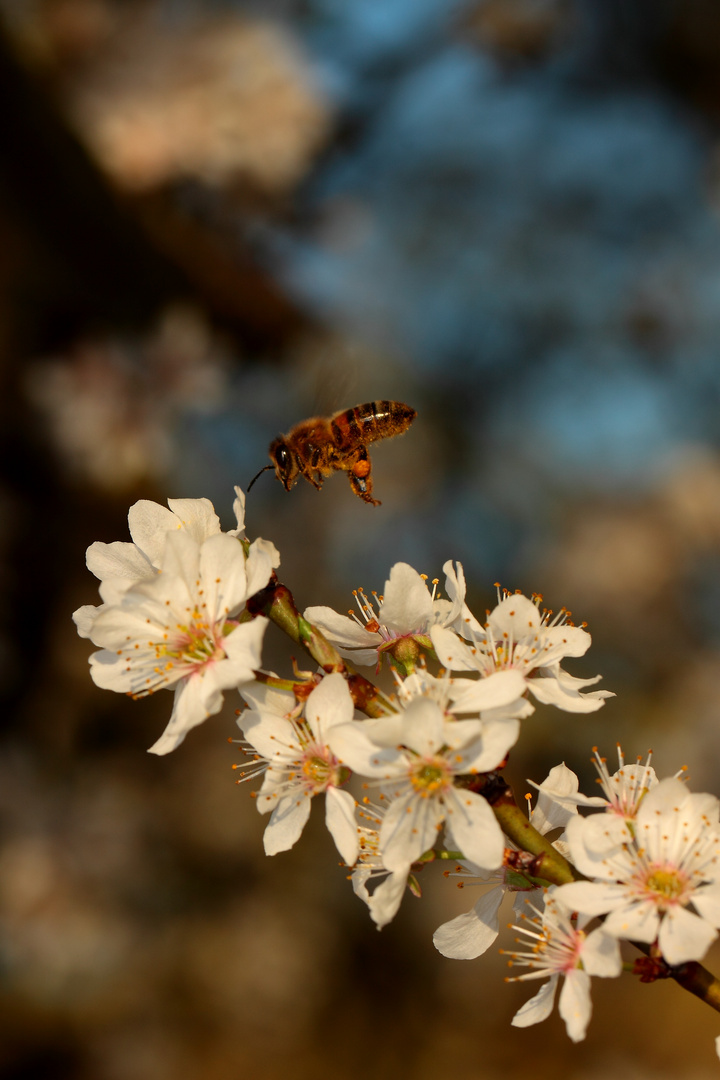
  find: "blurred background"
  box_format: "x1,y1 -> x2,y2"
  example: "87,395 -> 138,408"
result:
3,0 -> 720,1076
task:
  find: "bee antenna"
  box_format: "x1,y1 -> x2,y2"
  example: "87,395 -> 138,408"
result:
247,464 -> 275,493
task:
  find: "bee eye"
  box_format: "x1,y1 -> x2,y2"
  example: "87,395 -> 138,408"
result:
277,447 -> 289,470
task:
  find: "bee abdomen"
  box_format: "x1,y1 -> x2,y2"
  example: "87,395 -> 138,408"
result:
330,400 -> 416,449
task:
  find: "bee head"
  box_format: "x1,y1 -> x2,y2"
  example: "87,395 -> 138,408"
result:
268,436 -> 299,490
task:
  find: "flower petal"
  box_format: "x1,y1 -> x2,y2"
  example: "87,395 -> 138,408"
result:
530,764 -> 587,833
127,500 -> 190,565
380,789 -> 443,871
327,722 -> 405,777
447,669 -> 528,713
553,880 -> 631,918
303,606 -> 382,652
511,975 -> 558,1029
157,529 -> 201,594
456,717 -> 520,774
165,498 -> 222,544
239,679 -> 296,715
558,970 -> 592,1043
582,928 -> 622,977
440,560 -> 469,627
222,617 -> 268,676
562,813 -> 631,877
228,485 -> 246,537
399,698 -> 445,755
433,887 -> 504,958
378,563 -> 432,634
659,905 -> 718,965
368,871 -> 408,929
528,674 -> 612,713
198,533 -> 250,619
636,776 -> 697,827
489,594 -> 541,637
430,625 -> 483,672
88,648 -> 136,693
263,793 -> 312,855
444,788 -> 505,870
691,883 -> 720,928
245,536 -> 280,598
128,497 -> 220,566
542,625 -> 592,659
602,898 -> 660,943
325,787 -> 359,866
73,604 -> 100,640
239,710 -> 301,761
86,540 -> 154,582
306,672 -> 354,738
147,671 -> 226,755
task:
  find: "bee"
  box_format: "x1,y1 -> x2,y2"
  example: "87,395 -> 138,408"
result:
248,401 -> 416,506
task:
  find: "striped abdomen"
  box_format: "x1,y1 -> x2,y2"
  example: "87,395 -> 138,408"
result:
330,401 -> 416,451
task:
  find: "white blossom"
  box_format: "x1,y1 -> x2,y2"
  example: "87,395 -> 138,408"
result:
529,746 -> 659,842
73,489 -> 248,638
330,695 -> 518,872
396,665 -> 529,721
431,591 -> 613,714
85,528 -> 274,754
237,673 -> 359,866
433,763 -> 580,960
556,777 -> 720,965
504,890 -> 622,1043
304,560 -> 471,670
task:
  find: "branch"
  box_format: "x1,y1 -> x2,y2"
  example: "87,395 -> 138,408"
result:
479,774 -> 581,886
244,574 -> 394,719
670,961 -> 720,1013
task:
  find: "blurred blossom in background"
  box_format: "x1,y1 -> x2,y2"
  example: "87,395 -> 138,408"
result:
3,0 -> 720,1077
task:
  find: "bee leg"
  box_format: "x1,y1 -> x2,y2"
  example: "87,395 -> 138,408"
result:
305,446 -> 325,491
305,471 -> 324,491
348,448 -> 381,506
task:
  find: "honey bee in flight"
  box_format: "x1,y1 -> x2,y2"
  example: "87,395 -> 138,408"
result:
248,400 -> 416,506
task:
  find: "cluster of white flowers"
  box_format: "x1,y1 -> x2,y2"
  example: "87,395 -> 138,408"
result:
437,747 -> 720,1044
74,489 -> 720,1056
73,489 -> 279,754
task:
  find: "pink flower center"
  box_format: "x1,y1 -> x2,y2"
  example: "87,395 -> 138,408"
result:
162,615 -> 230,674
300,747 -> 342,793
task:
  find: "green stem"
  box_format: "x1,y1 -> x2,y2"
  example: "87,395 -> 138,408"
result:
245,574 -> 395,719
251,671 -> 305,693
481,775 -> 581,886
